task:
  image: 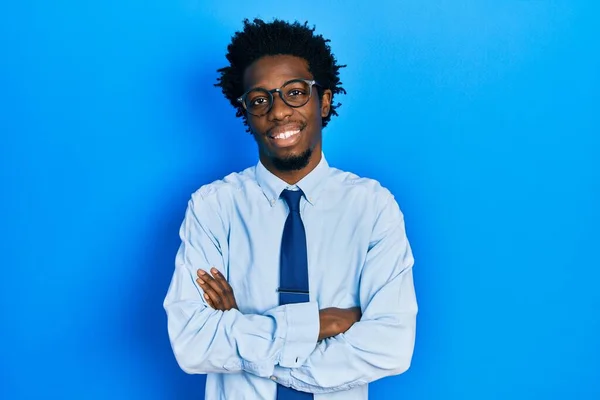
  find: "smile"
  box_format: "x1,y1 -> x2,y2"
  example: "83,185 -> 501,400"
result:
272,129 -> 300,140
267,124 -> 304,148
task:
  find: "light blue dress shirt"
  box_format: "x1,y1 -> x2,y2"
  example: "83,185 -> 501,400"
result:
164,155 -> 417,400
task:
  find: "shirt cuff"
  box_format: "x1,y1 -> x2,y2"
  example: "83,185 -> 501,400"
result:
278,301 -> 319,368
271,365 -> 293,387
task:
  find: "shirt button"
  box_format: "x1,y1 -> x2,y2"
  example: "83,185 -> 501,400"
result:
270,376 -> 277,381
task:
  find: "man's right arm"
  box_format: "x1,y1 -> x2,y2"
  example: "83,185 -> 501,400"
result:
163,194 -> 319,378
197,268 -> 362,341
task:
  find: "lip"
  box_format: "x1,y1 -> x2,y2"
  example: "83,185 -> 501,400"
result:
267,123 -> 304,148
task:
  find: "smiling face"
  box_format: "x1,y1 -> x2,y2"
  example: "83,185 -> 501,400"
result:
242,55 -> 332,178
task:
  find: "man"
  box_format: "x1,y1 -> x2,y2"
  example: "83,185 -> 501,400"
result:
164,18 -> 417,400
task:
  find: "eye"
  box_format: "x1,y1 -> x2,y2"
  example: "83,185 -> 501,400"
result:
249,97 -> 269,107
287,89 -> 306,98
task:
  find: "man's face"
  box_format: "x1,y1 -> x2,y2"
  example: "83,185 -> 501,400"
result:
242,55 -> 332,171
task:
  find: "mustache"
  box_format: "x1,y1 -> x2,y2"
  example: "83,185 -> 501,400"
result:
266,121 -> 307,137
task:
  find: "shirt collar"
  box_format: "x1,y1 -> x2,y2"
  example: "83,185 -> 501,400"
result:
255,153 -> 330,207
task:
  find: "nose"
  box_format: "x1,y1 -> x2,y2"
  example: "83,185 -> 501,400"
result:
267,91 -> 293,121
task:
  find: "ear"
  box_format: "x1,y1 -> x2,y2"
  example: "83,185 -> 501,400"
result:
320,89 -> 333,118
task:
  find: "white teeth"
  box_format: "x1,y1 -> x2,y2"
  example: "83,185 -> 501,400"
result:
273,130 -> 300,139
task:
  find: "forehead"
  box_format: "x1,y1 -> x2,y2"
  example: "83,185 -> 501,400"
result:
243,55 -> 312,90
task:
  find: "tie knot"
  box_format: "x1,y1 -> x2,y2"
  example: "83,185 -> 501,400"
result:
281,189 -> 303,212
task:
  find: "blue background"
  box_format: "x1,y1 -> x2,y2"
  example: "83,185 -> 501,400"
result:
1,1 -> 599,399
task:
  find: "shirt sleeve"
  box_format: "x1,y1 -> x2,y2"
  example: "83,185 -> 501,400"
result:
163,193 -> 319,378
271,194 -> 418,393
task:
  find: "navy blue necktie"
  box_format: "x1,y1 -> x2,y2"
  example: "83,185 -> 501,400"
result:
277,189 -> 313,399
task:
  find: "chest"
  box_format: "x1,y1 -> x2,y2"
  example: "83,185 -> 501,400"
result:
223,200 -> 373,313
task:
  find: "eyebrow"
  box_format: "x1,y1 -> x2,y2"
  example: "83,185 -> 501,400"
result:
246,77 -> 313,92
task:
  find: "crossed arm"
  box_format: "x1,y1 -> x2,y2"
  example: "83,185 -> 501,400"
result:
164,194 -> 417,393
197,267 -> 362,341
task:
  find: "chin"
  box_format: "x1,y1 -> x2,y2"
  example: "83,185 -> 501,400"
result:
271,147 -> 313,171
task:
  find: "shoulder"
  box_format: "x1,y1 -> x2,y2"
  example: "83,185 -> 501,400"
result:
324,166 -> 404,227
188,166 -> 258,213
327,166 -> 395,203
193,166 -> 255,199
182,167 -> 257,232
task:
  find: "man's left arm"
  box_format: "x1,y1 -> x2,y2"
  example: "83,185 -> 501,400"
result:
271,194 -> 418,394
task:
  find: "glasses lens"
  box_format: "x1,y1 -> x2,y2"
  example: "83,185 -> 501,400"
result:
281,80 -> 311,107
244,89 -> 271,115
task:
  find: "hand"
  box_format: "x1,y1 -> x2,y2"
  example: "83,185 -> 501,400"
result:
196,267 -> 238,311
318,307 -> 362,340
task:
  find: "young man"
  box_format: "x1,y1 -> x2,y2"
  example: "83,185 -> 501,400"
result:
164,19 -> 417,400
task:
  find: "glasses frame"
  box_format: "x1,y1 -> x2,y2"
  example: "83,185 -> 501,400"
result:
237,79 -> 321,117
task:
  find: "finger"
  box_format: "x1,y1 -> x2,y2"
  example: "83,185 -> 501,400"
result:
209,268 -> 235,309
196,273 -> 225,310
196,278 -> 213,307
198,268 -> 236,310
203,292 -> 216,309
213,269 -> 238,310
201,269 -> 223,293
208,268 -> 228,292
208,268 -> 237,310
196,278 -> 217,309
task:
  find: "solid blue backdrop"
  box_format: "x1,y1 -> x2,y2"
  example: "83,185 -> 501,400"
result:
1,1 -> 598,399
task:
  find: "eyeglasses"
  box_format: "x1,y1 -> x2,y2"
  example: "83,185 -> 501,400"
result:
237,79 -> 320,117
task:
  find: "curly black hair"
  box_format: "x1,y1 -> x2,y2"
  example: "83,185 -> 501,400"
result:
215,18 -> 346,128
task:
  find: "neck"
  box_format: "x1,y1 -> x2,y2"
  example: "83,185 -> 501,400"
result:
261,148 -> 322,185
